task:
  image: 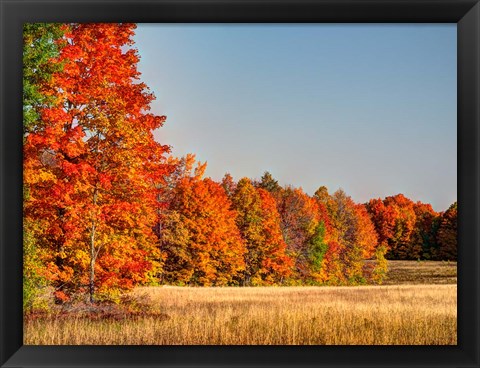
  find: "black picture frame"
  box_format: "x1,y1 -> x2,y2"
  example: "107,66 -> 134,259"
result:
1,0 -> 478,367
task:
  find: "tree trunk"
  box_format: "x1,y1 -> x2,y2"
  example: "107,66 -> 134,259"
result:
89,188 -> 98,304
89,220 -> 96,303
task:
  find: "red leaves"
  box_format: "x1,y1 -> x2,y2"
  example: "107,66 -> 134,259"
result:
365,194 -> 443,260
160,174 -> 246,286
98,173 -> 112,190
24,23 -> 172,301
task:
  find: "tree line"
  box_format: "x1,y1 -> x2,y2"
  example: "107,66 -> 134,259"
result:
23,23 -> 457,307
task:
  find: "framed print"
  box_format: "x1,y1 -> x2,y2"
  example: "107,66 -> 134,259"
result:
1,0 -> 479,367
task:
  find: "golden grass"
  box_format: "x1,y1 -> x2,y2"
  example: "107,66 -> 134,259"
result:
382,260 -> 457,285
24,283 -> 456,345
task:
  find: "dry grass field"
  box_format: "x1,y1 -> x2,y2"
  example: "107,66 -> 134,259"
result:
381,260 -> 457,285
24,261 -> 457,345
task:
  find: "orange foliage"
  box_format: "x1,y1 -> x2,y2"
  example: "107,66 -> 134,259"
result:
367,194 -> 417,259
354,204 -> 379,259
162,176 -> 246,286
230,179 -> 292,285
24,23 -> 171,301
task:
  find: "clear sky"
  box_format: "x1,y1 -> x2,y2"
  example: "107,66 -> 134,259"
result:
134,24 -> 456,212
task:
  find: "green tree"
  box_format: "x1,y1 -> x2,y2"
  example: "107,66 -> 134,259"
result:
23,23 -> 66,134
307,222 -> 328,282
257,171 -> 281,194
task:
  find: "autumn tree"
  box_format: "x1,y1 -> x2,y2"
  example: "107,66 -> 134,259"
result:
221,172 -> 237,198
366,194 -> 418,260
354,203 -> 383,283
365,195 -> 459,261
231,178 -> 266,285
386,194 -> 418,259
164,153 -> 207,186
354,203 -> 379,259
156,210 -> 192,285
230,178 -> 292,285
436,202 -> 457,261
277,186 -> 320,281
256,188 -> 293,284
153,154 -> 206,284
412,202 -> 440,259
314,186 -> 331,208
311,187 -> 344,284
364,198 -> 396,247
160,164 -> 246,285
24,23 -> 172,302
315,188 -> 379,284
156,154 -> 217,285
157,153 -> 207,214
371,242 -> 389,284
329,190 -> 364,282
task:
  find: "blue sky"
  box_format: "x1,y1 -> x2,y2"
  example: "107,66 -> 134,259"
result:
134,24 -> 456,212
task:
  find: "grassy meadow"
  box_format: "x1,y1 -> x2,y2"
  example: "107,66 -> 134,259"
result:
24,260 -> 457,345
381,260 -> 457,285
